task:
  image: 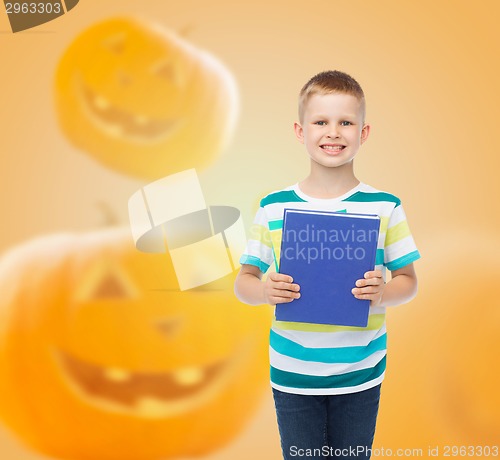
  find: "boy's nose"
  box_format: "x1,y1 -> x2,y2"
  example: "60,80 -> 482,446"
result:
326,129 -> 340,138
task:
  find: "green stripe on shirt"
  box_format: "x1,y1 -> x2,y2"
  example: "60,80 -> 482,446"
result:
342,191 -> 401,207
239,255 -> 270,273
269,219 -> 283,231
269,208 -> 347,231
270,330 -> 387,363
261,190 -> 306,207
271,356 -> 386,389
385,250 -> 421,271
375,249 -> 384,265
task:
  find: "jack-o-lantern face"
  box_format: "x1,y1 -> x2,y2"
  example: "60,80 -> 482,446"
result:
0,228 -> 271,459
55,17 -> 238,180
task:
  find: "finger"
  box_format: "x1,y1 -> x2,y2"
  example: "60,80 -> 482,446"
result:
364,270 -> 383,279
274,281 -> 295,291
355,277 -> 382,287
273,296 -> 295,304
272,292 -> 300,303
271,272 -> 294,283
283,283 -> 300,292
273,288 -> 300,299
352,292 -> 376,300
272,280 -> 300,291
352,287 -> 381,296
290,283 -> 301,292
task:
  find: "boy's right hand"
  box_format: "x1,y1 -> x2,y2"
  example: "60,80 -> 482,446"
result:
263,272 -> 301,305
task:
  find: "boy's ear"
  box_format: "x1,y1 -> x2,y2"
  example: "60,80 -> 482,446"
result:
360,123 -> 371,145
294,122 -> 304,143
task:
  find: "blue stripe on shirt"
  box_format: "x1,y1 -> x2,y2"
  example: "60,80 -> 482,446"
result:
271,356 -> 386,389
270,329 -> 387,363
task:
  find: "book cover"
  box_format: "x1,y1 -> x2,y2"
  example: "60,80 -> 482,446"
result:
276,208 -> 380,327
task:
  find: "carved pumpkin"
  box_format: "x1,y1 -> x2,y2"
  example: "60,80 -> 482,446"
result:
54,17 -> 238,180
0,227 -> 271,459
375,233 -> 499,455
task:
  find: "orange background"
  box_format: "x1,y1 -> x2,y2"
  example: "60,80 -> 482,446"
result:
0,0 -> 499,458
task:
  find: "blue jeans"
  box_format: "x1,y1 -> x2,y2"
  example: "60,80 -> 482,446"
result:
272,384 -> 381,459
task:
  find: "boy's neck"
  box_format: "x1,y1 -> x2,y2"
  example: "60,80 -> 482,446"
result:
299,164 -> 360,199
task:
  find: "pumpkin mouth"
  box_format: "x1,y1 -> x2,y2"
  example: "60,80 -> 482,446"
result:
53,342 -> 249,418
76,75 -> 183,143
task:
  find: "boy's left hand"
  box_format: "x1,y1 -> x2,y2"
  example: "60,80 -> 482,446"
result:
351,270 -> 385,307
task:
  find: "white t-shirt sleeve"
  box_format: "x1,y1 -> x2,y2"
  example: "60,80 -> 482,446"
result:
383,202 -> 421,271
239,205 -> 275,274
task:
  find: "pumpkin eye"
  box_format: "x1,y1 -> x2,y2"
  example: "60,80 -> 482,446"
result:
155,315 -> 184,338
103,33 -> 126,55
151,60 -> 183,87
75,260 -> 139,302
91,272 -> 130,299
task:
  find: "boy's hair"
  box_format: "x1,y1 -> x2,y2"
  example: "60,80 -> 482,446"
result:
298,70 -> 366,124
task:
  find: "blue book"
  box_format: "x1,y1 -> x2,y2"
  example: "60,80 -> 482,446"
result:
276,208 -> 380,327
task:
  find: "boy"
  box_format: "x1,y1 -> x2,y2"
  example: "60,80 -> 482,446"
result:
234,70 -> 420,459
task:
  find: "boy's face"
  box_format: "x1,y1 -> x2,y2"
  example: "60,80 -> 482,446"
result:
294,92 -> 370,171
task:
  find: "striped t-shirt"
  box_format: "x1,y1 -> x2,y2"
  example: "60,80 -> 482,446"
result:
239,181 -> 421,395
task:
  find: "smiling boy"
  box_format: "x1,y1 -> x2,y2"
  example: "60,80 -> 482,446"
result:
234,70 -> 421,459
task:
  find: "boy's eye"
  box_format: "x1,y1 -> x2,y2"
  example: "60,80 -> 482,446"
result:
315,121 -> 327,125
340,121 -> 352,126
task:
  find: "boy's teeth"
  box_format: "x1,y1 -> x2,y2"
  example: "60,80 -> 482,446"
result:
322,145 -> 344,150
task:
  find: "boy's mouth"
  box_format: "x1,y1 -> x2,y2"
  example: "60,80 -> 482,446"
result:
320,144 -> 346,154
